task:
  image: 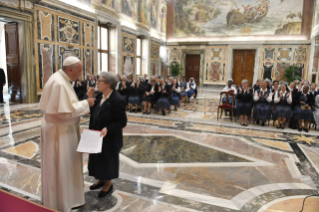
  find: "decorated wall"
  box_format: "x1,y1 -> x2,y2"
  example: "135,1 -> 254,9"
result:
0,0 -> 33,10
204,46 -> 228,83
150,41 -> 160,76
34,4 -> 96,92
260,45 -> 310,81
122,32 -> 136,76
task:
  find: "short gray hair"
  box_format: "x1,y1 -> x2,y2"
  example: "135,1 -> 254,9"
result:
241,79 -> 249,85
99,72 -> 118,90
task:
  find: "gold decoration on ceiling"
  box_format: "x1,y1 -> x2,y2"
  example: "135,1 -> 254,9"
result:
241,25 -> 251,36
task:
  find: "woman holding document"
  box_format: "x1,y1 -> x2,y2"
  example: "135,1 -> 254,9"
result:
87,72 -> 127,198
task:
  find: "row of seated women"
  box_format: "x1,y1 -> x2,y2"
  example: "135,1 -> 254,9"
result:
233,79 -> 315,132
116,75 -> 197,115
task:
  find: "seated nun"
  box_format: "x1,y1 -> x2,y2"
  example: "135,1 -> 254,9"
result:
180,76 -> 189,103
293,85 -> 314,132
236,79 -> 253,126
313,95 -> 319,127
117,75 -> 130,104
143,77 -> 158,114
289,81 -> 298,109
187,77 -> 196,102
222,79 -> 237,105
271,80 -> 280,107
272,83 -> 292,129
253,79 -> 273,126
310,83 -> 319,98
128,76 -> 144,112
171,79 -> 181,111
157,78 -> 172,116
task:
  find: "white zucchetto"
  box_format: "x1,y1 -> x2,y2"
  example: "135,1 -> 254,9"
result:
63,56 -> 80,66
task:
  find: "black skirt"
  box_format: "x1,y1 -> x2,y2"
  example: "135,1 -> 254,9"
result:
88,154 -> 119,180
143,95 -> 155,103
236,101 -> 252,116
253,102 -> 272,120
272,104 -> 292,120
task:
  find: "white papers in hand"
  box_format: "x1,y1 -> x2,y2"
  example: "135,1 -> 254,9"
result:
77,129 -> 103,153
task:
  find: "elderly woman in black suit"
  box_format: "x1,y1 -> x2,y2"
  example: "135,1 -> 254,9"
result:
157,78 -> 172,116
87,72 -> 127,198
293,85 -> 314,132
117,75 -> 130,104
236,79 -> 253,126
143,76 -> 158,114
128,76 -> 144,112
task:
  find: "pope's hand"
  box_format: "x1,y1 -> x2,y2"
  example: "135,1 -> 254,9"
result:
87,87 -> 95,98
100,127 -> 107,138
87,98 -> 96,107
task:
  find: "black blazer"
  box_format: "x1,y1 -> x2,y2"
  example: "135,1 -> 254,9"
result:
129,83 -> 144,99
236,88 -> 253,103
159,84 -> 171,98
89,91 -> 127,158
294,92 -> 315,108
118,82 -> 130,96
0,68 -> 5,84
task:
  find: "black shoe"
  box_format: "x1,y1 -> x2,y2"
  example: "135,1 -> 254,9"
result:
281,126 -> 285,130
298,128 -> 302,132
276,125 -> 281,129
143,112 -> 147,114
147,112 -> 150,115
244,124 -> 248,127
261,122 -> 265,126
303,128 -> 309,132
72,204 -> 85,210
90,182 -> 105,190
256,120 -> 260,124
162,110 -> 166,116
98,184 -> 113,198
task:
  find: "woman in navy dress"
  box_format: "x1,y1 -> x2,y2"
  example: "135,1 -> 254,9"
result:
236,79 -> 253,126
293,85 -> 314,132
272,83 -> 292,129
187,78 -> 196,101
253,80 -> 273,126
171,79 -> 181,111
157,79 -> 171,115
128,77 -> 144,112
143,77 -> 158,114
180,76 -> 189,103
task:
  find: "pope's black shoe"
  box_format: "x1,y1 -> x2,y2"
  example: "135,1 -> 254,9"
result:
98,184 -> 113,198
90,182 -> 105,190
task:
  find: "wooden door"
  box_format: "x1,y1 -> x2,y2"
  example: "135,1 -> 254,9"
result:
5,23 -> 22,103
232,50 -> 255,87
185,54 -> 200,85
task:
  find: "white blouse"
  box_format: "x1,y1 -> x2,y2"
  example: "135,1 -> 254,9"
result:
253,88 -> 272,102
274,90 -> 292,104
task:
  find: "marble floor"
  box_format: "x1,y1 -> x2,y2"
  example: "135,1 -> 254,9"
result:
1,91 -> 319,212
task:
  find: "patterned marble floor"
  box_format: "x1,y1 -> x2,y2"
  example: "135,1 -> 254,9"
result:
0,93 -> 319,212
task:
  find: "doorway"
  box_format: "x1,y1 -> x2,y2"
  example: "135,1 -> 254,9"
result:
232,50 -> 256,87
185,54 -> 200,85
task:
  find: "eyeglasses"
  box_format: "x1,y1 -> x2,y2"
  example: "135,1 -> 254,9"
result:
97,79 -> 106,83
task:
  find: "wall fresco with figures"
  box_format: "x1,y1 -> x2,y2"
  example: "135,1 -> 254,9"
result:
260,45 -> 309,81
171,0 -> 304,38
122,32 -> 136,76
34,4 -> 95,92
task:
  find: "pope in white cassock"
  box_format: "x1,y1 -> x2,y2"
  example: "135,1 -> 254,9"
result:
39,56 -> 96,212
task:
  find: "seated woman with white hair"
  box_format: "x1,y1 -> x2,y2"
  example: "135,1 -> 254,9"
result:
253,79 -> 273,126
293,85 -> 314,132
222,79 -> 237,105
117,75 -> 130,104
236,79 -> 253,126
272,83 -> 292,129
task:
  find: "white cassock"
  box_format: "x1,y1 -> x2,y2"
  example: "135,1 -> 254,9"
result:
39,70 -> 90,212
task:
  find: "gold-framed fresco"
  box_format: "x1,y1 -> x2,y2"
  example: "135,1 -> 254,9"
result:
260,45 -> 309,81
151,42 -> 160,76
34,4 -> 96,93
204,46 -> 228,84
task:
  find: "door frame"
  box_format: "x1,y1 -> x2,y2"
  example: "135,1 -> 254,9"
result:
0,7 -> 36,103
228,45 -> 262,87
181,49 -> 205,86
